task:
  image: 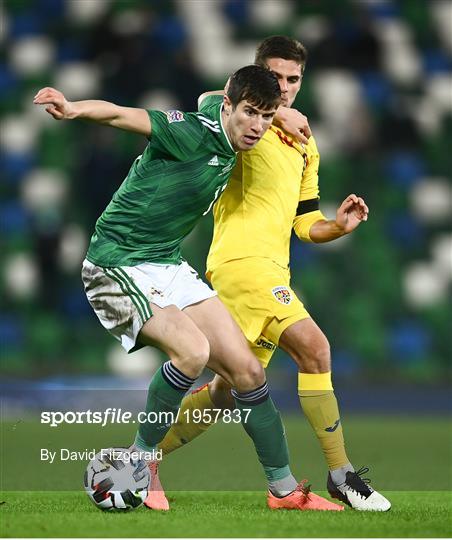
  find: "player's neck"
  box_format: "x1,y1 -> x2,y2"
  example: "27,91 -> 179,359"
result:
220,109 -> 238,152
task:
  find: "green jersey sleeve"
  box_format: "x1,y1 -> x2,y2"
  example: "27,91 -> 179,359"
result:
147,109 -> 206,161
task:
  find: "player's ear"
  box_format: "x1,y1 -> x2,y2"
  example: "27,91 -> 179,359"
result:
223,94 -> 232,115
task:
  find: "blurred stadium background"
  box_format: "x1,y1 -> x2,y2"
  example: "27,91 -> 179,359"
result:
1,0 -> 451,413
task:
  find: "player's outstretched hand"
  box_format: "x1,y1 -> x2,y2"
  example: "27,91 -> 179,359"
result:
33,87 -> 74,120
336,194 -> 369,234
274,107 -> 311,144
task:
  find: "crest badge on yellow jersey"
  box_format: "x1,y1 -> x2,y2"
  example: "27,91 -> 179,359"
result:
271,286 -> 292,305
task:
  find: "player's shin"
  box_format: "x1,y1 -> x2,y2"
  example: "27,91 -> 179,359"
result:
297,372 -> 350,472
232,383 -> 298,496
134,361 -> 197,452
159,383 -> 215,454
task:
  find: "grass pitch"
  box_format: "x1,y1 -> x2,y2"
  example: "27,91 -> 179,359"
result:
1,414 -> 451,537
1,490 -> 451,537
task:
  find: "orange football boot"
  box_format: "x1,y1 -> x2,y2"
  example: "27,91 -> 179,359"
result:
267,480 -> 344,511
144,461 -> 169,511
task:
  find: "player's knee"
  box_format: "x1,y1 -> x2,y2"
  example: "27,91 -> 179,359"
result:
230,359 -> 265,392
298,342 -> 331,373
173,336 -> 210,378
317,343 -> 331,371
187,340 -> 211,371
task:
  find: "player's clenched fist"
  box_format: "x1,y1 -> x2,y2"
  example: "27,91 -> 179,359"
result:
33,87 -> 75,120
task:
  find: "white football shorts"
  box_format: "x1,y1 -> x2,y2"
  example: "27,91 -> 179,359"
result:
81,259 -> 217,353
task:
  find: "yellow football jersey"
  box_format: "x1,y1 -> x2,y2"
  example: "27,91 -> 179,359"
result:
207,125 -> 325,272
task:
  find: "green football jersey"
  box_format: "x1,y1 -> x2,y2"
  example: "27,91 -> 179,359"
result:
86,95 -> 235,267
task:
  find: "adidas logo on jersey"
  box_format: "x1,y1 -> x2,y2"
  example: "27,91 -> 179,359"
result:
208,155 -> 219,166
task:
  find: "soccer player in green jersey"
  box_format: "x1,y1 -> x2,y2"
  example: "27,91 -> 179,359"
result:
34,65 -> 342,512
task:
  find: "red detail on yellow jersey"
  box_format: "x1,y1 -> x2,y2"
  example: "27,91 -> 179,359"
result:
270,125 -> 296,148
206,128 -> 321,271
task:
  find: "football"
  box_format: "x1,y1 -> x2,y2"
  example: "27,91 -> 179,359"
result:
84,448 -> 150,511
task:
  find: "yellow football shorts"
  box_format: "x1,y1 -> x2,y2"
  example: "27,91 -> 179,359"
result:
208,257 -> 310,367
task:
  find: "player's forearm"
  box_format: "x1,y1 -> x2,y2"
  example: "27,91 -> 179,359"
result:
70,100 -> 151,135
309,219 -> 347,243
34,87 -> 151,135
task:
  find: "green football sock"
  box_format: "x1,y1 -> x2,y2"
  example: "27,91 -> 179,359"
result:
232,383 -> 295,488
135,361 -> 195,452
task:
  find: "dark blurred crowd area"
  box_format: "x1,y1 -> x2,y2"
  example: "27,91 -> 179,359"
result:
1,0 -> 451,387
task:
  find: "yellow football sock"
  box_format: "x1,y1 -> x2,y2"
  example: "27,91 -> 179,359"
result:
159,383 -> 215,455
298,372 -> 349,470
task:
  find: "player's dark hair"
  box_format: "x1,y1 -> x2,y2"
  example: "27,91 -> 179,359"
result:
226,64 -> 281,110
255,35 -> 308,73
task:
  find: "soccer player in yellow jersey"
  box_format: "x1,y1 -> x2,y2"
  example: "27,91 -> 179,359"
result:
156,36 -> 391,511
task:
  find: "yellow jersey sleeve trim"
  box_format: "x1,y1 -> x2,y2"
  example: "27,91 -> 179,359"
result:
293,210 -> 326,242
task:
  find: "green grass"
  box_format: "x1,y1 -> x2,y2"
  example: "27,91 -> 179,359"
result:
1,415 -> 451,536
1,490 -> 451,537
2,415 -> 450,490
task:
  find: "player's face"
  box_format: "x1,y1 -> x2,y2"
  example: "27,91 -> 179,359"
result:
225,99 -> 277,151
265,58 -> 302,108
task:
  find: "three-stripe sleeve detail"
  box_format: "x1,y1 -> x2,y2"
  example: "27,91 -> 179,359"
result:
197,114 -> 221,133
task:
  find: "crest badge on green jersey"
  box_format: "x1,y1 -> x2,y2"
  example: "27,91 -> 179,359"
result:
166,110 -> 185,123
